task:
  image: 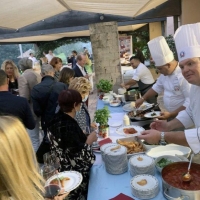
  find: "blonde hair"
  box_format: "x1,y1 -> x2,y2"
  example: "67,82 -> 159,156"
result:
32,61 -> 41,74
1,60 -> 20,79
40,57 -> 48,64
0,116 -> 44,200
69,77 -> 91,97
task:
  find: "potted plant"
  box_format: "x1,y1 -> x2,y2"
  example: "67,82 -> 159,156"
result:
96,79 -> 113,94
94,106 -> 110,138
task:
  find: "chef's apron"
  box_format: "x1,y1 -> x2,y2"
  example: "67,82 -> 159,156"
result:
138,80 -> 157,104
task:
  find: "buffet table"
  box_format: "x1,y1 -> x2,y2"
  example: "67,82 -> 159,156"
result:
87,100 -> 166,200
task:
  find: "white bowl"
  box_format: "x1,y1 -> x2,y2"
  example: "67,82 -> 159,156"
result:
109,100 -> 121,107
155,155 -> 182,173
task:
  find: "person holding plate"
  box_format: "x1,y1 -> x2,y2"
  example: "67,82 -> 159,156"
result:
135,36 -> 191,121
138,23 -> 200,159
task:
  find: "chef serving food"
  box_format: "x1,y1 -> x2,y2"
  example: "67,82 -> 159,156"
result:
135,36 -> 191,120
121,56 -> 156,104
138,23 -> 200,158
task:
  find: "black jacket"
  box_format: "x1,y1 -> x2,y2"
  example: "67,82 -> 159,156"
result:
73,64 -> 87,77
0,91 -> 35,129
67,56 -> 76,69
31,76 -> 67,130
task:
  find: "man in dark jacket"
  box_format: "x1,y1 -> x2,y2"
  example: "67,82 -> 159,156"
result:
73,53 -> 89,78
0,70 -> 35,129
31,64 -> 67,132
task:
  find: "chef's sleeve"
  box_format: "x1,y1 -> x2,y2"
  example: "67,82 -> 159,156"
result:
185,128 -> 200,154
152,76 -> 164,94
180,78 -> 191,108
176,107 -> 194,128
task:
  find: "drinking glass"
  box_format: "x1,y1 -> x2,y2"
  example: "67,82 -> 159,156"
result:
83,126 -> 91,136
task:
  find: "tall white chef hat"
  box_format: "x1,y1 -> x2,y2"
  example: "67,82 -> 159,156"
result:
174,23 -> 200,62
148,36 -> 174,67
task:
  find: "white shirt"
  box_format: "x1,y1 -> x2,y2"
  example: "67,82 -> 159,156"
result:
28,56 -> 37,63
45,54 -> 54,63
176,85 -> 200,154
152,66 -> 191,112
132,63 -> 154,84
77,63 -> 86,76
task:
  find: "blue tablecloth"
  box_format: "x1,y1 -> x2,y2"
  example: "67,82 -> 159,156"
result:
97,99 -> 124,113
88,164 -> 166,200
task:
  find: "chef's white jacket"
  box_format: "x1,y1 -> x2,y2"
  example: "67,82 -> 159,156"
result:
176,85 -> 200,154
132,63 -> 154,84
152,66 -> 191,112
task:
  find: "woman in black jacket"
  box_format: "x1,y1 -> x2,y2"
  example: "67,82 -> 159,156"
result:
48,89 -> 97,200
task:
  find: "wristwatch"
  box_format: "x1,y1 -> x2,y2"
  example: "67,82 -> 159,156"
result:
159,132 -> 167,145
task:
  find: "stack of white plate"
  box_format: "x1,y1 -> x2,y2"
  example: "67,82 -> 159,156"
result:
100,143 -> 115,161
130,174 -> 159,199
129,154 -> 155,176
104,144 -> 128,174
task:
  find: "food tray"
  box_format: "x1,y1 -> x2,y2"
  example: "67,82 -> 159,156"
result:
116,136 -> 146,159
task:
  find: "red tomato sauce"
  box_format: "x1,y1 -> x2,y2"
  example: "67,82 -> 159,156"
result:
162,163 -> 200,190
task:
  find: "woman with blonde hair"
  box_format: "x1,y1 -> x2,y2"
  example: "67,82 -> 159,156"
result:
0,115 -> 68,200
1,59 -> 20,93
69,77 -> 97,131
33,60 -> 41,74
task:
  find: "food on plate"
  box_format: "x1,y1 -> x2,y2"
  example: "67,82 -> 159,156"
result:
117,140 -> 144,154
110,145 -> 121,151
156,158 -> 173,168
128,111 -> 145,118
50,177 -> 70,187
137,156 -> 143,161
151,112 -> 157,116
137,179 -> 147,186
99,94 -> 104,100
123,128 -> 137,134
130,102 -> 135,108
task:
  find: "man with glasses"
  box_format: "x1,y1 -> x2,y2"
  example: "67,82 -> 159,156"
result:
135,36 -> 191,120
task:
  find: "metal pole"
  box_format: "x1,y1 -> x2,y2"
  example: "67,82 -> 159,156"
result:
19,44 -> 23,58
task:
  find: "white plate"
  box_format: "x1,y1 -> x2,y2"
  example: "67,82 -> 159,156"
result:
144,111 -> 161,118
123,102 -> 152,112
131,174 -> 159,191
93,149 -> 101,153
45,171 -> 83,192
109,102 -> 121,107
145,145 -> 191,158
116,125 -> 145,137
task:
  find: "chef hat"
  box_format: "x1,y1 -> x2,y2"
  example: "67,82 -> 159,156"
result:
148,36 -> 174,66
174,23 -> 200,62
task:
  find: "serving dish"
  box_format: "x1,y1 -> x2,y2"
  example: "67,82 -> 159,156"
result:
155,155 -> 182,173
116,137 -> 146,158
162,162 -> 200,200
145,144 -> 191,158
144,111 -> 161,118
109,100 -> 121,107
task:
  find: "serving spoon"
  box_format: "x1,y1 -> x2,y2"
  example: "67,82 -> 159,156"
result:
182,153 -> 194,182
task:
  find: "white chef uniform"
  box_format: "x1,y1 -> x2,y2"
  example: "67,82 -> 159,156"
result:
132,62 -> 154,84
148,36 -> 191,112
174,23 -> 200,154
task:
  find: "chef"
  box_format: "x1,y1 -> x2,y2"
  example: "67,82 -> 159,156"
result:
138,23 -> 200,157
135,36 -> 191,120
121,55 -> 156,103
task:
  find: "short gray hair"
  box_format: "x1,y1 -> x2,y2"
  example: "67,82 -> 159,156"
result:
76,53 -> 85,61
18,58 -> 32,71
41,64 -> 54,76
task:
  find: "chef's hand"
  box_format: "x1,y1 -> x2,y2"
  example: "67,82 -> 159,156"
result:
120,83 -> 126,88
135,98 -> 144,108
150,120 -> 169,131
138,130 -> 161,145
86,132 -> 98,145
157,111 -> 171,120
45,189 -> 69,200
91,122 -> 97,130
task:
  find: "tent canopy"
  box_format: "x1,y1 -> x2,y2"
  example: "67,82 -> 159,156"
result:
0,0 -> 181,43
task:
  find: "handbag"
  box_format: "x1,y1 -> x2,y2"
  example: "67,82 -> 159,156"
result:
36,81 -> 55,163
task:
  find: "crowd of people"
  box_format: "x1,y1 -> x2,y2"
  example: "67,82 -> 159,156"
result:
0,49 -> 97,200
1,22 -> 200,200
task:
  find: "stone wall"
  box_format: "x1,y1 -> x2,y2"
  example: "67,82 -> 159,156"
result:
89,21 -> 122,92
